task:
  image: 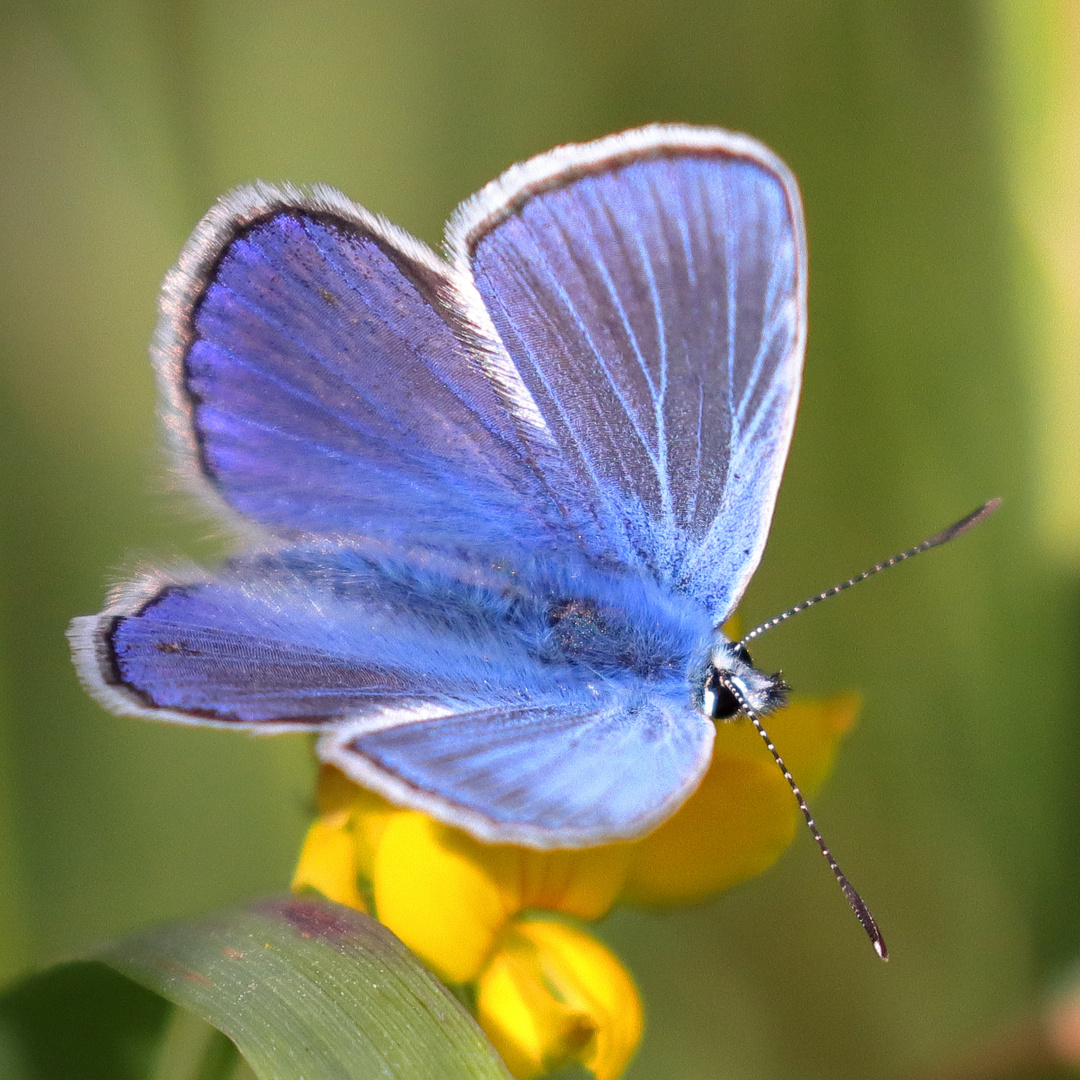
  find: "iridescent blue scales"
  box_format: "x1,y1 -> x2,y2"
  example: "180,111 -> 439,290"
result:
69,125 -> 806,849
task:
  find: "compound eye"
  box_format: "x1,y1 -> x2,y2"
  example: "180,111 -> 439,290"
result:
704,669 -> 741,720
733,643 -> 753,666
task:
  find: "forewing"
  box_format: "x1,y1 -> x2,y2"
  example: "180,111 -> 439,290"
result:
158,183 -> 560,550
450,125 -> 806,617
324,694 -> 715,848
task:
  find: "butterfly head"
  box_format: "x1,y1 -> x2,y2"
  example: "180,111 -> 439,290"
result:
699,639 -> 788,721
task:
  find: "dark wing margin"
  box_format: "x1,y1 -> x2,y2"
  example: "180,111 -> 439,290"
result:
447,124 -> 807,618
154,182 -> 566,552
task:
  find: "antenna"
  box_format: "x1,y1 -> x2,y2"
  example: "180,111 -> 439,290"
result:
739,499 -> 1001,647
728,499 -> 1001,958
723,675 -> 888,959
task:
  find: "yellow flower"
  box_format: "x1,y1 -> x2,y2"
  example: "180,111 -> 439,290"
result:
291,690 -> 860,1080
292,765 -> 643,1078
477,918 -> 643,1080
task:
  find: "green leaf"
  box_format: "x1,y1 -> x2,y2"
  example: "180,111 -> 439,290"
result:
98,895 -> 511,1080
0,896 -> 510,1080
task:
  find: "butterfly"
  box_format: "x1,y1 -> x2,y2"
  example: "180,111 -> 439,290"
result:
76,124 -> 999,957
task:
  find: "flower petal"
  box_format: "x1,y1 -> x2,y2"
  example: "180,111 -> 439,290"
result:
621,693 -> 860,904
476,917 -> 643,1080
316,765 -> 402,881
372,811 -> 633,983
373,812 -> 510,983
291,817 -> 368,911
481,842 -> 631,922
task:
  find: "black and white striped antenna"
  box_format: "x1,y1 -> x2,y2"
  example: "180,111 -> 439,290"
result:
725,498 -> 1001,960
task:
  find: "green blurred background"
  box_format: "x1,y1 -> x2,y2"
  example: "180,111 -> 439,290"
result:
0,1 -> 1077,1078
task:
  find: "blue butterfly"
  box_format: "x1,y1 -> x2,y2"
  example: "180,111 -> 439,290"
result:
75,123 -> 916,943
68,124 -> 807,841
